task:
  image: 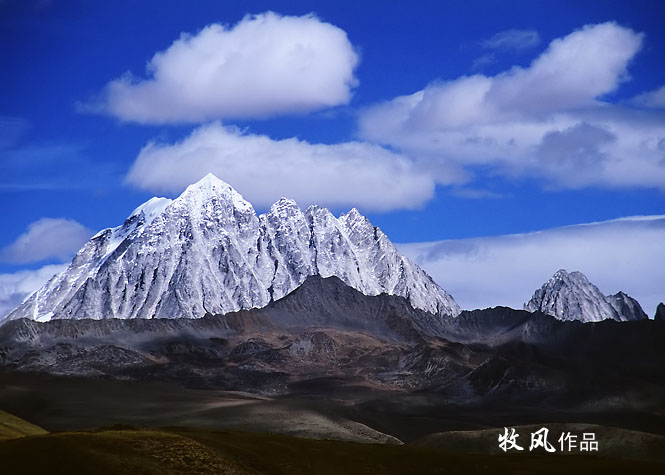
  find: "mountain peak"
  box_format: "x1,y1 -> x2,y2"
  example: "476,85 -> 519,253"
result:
197,172 -> 227,186
184,173 -> 234,195
6,176 -> 460,322
525,269 -> 647,322
340,207 -> 368,225
129,197 -> 172,224
655,303 -> 665,321
269,197 -> 301,215
344,207 -> 362,218
178,173 -> 254,214
551,269 -> 585,281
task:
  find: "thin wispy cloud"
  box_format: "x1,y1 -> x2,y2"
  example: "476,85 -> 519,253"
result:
449,187 -> 503,199
82,12 -> 359,123
481,28 -> 541,52
1,218 -> 92,264
0,116 -> 123,192
471,53 -> 496,71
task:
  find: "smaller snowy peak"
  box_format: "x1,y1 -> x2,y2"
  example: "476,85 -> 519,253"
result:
267,198 -> 302,219
129,197 -> 172,225
525,269 -> 647,322
86,196 -> 173,267
654,302 -> 665,321
304,204 -> 338,230
339,208 -> 374,235
261,198 -> 308,243
609,291 -> 648,321
340,207 -> 366,223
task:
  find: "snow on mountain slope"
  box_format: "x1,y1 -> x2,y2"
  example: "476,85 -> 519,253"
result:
5,174 -> 459,322
524,269 -> 647,322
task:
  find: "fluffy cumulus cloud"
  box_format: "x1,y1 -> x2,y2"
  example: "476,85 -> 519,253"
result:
125,122 -> 434,211
359,22 -> 665,190
0,264 -> 65,319
1,218 -> 92,264
84,12 -> 359,123
398,215 -> 665,316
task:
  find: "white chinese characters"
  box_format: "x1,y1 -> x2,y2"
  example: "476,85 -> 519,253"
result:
498,427 -> 524,452
499,427 -> 599,454
529,427 -> 556,453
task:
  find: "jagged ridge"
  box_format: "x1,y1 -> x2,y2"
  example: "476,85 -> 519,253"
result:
524,269 -> 647,322
5,174 -> 460,323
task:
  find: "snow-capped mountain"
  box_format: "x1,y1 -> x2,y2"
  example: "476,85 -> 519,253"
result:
5,174 -> 460,322
524,269 -> 647,322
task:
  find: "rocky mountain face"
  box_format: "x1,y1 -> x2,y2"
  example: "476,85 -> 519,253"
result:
655,303 -> 665,321
524,269 -> 648,322
4,174 -> 459,323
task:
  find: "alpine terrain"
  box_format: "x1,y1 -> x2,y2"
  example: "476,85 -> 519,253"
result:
524,269 -> 648,322
3,174 -> 460,323
0,179 -> 663,467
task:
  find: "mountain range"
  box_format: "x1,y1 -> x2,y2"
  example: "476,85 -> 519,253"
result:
3,174 -> 655,326
0,175 -> 659,398
0,174 -> 663,453
4,174 -> 459,324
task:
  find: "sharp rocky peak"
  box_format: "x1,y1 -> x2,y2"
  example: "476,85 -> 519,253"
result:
266,197 -> 302,219
549,269 -> 588,284
340,207 -> 365,222
552,268 -> 578,279
5,174 -> 460,323
655,303 -> 665,321
525,269 -> 647,322
177,173 -> 255,214
184,173 -> 236,198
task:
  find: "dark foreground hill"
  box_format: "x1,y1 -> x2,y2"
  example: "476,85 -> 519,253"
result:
1,424 -> 663,475
1,275 -> 663,419
1,277 -> 663,470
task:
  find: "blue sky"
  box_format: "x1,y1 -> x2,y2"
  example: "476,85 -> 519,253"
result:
1,0 -> 664,314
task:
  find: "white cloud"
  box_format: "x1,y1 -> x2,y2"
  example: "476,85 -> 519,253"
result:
84,12 -> 358,123
125,122 -> 434,211
1,218 -> 92,264
482,28 -> 540,52
489,23 -> 641,113
359,22 -> 665,190
398,215 -> 665,317
632,85 -> 665,108
0,264 -> 65,319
